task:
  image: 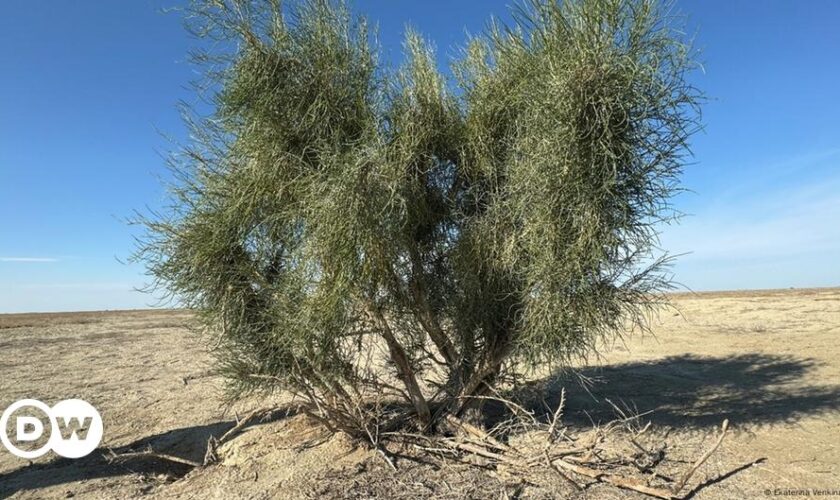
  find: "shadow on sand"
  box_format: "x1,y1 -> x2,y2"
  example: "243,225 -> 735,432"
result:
0,407 -> 300,499
500,352 -> 840,429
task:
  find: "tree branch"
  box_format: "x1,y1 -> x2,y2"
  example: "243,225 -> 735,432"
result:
365,303 -> 432,427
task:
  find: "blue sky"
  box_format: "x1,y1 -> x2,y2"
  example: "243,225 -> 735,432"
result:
1,1 -> 839,313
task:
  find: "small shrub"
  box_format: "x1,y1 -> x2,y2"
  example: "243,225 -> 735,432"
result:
134,0 -> 702,433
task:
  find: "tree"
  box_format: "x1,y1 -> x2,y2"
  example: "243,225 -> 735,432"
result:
135,0 -> 701,433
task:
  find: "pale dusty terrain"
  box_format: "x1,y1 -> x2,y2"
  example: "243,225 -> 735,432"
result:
0,288 -> 839,498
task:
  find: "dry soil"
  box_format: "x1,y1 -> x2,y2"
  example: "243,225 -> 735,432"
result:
0,288 -> 838,499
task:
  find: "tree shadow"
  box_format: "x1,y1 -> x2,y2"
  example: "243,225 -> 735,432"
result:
0,406 -> 300,499
504,353 -> 840,430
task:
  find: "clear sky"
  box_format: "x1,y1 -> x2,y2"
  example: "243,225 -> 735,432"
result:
1,1 -> 839,313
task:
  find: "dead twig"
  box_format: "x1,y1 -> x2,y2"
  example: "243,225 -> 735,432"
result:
546,388 -> 566,445
672,419 -> 729,494
444,414 -> 512,453
219,407 -> 273,444
374,445 -> 398,471
544,448 -> 582,491
679,458 -> 766,498
443,439 -> 511,463
202,406 -> 278,465
106,448 -> 202,468
548,457 -> 675,500
401,397 -> 739,500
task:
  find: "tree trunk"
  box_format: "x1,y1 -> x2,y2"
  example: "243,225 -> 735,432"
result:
366,304 -> 432,428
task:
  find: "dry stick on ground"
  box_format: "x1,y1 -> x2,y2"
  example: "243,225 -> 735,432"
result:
360,399 -> 399,472
544,448 -> 583,491
443,411 -> 672,498
409,409 -> 740,500
442,439 -> 512,463
203,406 -> 277,465
547,419 -> 733,499
444,414 -> 513,453
680,457 -> 766,498
546,388 -> 566,445
374,445 -> 398,471
108,406 -> 280,469
429,430 -> 676,499
218,407 -> 274,444
672,419 -> 729,494
106,448 -> 202,468
548,456 -> 675,499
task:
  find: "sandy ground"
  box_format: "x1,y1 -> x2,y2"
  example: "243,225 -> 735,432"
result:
0,288 -> 838,498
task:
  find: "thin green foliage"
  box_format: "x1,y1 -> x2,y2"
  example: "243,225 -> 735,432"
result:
133,0 -> 702,431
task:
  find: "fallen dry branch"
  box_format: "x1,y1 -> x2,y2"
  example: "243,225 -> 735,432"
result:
389,397 -> 745,500
673,419 -> 729,493
546,388 -> 566,444
374,445 -> 398,471
202,406 -> 281,465
444,414 -> 513,453
106,448 -> 202,468
549,455 -> 675,499
679,457 -> 767,498
109,406 -> 283,470
219,406 -> 276,444
544,448 -> 583,491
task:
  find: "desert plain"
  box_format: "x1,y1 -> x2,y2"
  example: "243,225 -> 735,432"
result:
0,287 -> 839,498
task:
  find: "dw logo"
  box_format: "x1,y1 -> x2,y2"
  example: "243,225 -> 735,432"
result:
0,399 -> 103,459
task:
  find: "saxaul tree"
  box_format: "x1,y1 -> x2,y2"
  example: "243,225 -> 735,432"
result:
135,0 -> 701,433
